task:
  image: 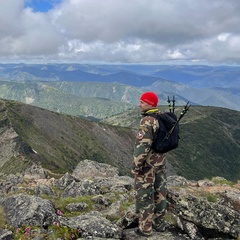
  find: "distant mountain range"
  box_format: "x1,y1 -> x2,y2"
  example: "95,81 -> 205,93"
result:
0,63 -> 240,117
1,63 -> 240,87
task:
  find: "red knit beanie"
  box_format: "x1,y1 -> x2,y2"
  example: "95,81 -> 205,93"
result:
140,92 -> 158,107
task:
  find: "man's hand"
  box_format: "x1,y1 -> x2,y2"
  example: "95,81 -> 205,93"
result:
131,169 -> 138,175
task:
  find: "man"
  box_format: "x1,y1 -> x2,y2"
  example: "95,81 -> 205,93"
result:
132,91 -> 168,237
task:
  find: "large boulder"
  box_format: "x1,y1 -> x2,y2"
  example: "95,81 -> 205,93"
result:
1,194 -> 57,228
167,188 -> 240,239
59,211 -> 122,239
72,159 -> 119,179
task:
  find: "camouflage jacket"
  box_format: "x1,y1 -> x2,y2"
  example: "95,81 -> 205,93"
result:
133,108 -> 166,172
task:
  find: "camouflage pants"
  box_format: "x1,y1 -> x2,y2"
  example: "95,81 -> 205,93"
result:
134,165 -> 167,234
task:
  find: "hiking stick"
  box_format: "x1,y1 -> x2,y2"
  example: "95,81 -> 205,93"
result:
165,101 -> 191,140
167,96 -> 172,112
172,95 -> 175,113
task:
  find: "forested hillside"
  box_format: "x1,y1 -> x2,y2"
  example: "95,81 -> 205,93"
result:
103,105 -> 240,182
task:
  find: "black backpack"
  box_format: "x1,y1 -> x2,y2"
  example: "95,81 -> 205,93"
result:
151,112 -> 179,153
150,99 -> 190,153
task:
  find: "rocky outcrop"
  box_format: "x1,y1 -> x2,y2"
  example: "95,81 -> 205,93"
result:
72,159 -> 119,179
167,188 -> 240,239
0,100 -> 21,167
0,160 -> 239,239
0,100 -> 35,172
1,194 -> 57,228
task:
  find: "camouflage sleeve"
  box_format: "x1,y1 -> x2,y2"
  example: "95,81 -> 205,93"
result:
132,116 -> 157,172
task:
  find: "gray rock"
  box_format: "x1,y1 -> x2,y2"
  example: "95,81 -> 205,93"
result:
92,195 -> 112,207
220,189 -> 240,211
122,228 -> 189,240
72,159 -> 119,179
1,194 -> 57,228
62,179 -> 101,198
197,179 -> 215,187
65,202 -> 88,212
167,188 -> 240,238
0,229 -> 13,240
23,165 -> 49,180
53,172 -> 78,190
59,211 -> 122,239
35,184 -> 58,198
167,175 -> 188,187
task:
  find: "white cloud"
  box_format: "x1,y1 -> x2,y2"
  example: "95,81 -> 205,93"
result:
1,0 -> 240,64
167,50 -> 185,60
218,33 -> 230,42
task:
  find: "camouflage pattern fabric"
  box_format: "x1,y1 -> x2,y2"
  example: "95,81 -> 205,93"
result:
133,111 -> 167,235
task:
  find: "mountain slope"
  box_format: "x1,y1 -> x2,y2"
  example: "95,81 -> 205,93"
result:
0,80 -> 138,120
0,99 -> 134,176
103,105 -> 240,182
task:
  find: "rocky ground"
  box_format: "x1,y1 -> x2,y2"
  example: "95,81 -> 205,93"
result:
0,160 -> 239,239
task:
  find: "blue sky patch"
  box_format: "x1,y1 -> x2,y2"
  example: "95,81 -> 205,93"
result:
24,0 -> 62,12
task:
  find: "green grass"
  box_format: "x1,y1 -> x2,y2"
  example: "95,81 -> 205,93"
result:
52,196 -> 94,217
211,177 -> 235,187
0,206 -> 7,228
199,192 -> 218,203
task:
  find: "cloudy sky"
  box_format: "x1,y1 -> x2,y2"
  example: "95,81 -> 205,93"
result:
1,0 -> 240,65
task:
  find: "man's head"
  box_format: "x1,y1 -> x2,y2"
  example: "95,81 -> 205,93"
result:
139,91 -> 158,111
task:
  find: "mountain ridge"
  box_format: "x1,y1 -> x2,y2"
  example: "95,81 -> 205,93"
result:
0,99 -> 135,176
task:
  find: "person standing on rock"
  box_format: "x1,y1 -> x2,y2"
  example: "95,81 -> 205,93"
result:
132,91 -> 168,237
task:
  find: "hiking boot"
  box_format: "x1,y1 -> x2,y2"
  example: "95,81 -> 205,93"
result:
153,219 -> 170,232
134,227 -> 152,237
